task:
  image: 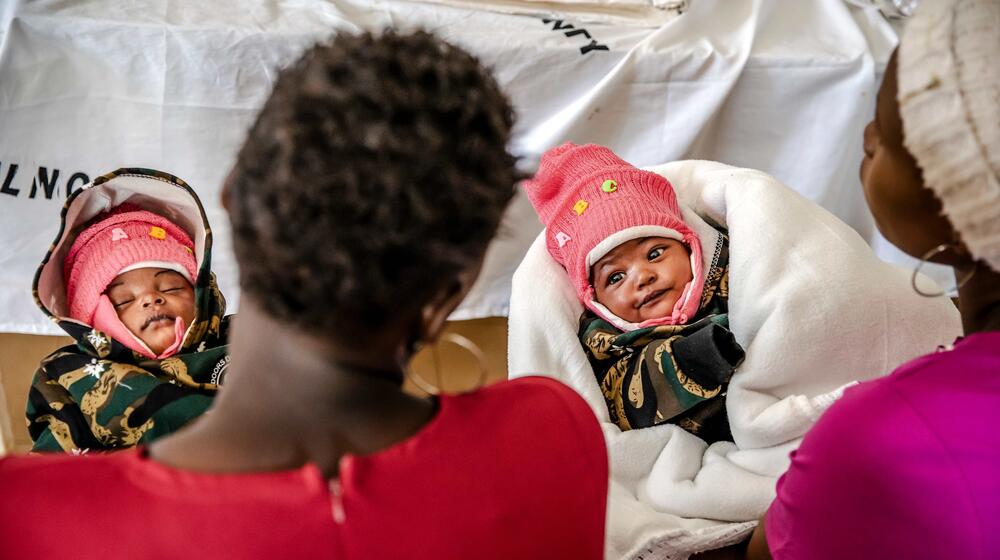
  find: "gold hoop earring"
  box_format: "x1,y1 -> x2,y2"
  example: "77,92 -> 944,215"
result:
405,332 -> 489,395
911,243 -> 975,298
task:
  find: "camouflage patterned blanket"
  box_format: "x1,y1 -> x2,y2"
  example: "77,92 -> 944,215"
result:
26,169 -> 231,452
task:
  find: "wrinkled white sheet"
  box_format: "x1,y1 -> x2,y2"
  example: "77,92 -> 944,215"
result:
0,0 -> 905,334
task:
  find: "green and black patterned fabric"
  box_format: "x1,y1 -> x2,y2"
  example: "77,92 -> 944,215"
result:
580,231 -> 744,443
26,168 -> 231,452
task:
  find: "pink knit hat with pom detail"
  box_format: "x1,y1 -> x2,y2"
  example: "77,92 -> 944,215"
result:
522,143 -> 704,329
64,204 -> 198,324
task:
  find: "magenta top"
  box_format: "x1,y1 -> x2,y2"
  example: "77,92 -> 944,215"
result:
766,331 -> 1000,559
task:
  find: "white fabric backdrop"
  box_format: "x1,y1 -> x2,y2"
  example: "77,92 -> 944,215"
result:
407,0 -> 687,26
0,0 -> 927,334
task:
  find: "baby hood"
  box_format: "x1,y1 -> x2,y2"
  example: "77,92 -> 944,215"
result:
32,168 -> 227,360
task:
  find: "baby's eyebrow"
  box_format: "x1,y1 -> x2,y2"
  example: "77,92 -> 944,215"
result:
154,269 -> 180,278
106,281 -> 124,290
595,259 -> 617,276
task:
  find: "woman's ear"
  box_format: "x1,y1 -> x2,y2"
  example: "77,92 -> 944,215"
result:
220,170 -> 235,213
410,261 -> 484,355
418,280 -> 465,345
951,230 -> 974,259
418,262 -> 484,342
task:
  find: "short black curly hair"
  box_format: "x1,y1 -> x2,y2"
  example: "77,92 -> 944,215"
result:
226,30 -> 517,336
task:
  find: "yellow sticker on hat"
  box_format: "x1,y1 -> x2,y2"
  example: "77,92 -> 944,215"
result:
149,226 -> 166,240
573,199 -> 589,215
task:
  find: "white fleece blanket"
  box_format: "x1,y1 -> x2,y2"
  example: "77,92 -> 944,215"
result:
508,160 -> 963,559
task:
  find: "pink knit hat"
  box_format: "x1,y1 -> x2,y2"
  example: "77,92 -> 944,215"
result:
522,143 -> 704,329
64,204 -> 198,324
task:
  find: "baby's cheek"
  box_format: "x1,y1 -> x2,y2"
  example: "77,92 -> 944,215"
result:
605,297 -> 635,321
179,299 -> 196,324
117,309 -> 142,334
674,259 -> 693,284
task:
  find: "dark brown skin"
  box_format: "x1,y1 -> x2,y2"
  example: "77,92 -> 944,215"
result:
592,237 -> 693,324
150,262 -> 481,478
718,50 -> 1000,560
106,268 -> 195,355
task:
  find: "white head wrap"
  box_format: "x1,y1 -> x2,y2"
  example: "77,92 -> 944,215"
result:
898,0 -> 1000,271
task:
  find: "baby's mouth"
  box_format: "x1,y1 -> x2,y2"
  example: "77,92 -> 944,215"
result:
639,289 -> 667,308
142,314 -> 174,331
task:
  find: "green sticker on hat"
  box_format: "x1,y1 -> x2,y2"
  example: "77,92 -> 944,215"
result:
601,179 -> 618,193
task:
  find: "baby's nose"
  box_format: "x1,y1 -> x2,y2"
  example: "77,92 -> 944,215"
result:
142,293 -> 166,307
637,268 -> 657,287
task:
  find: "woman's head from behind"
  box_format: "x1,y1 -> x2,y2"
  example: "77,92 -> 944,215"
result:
861,0 -> 1000,273
225,30 -> 517,363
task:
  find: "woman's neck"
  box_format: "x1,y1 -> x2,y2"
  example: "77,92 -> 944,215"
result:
955,261 -> 1000,335
149,300 -> 435,477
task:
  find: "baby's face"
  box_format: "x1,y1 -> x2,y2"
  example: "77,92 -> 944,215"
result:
591,237 -> 692,324
105,268 -> 195,355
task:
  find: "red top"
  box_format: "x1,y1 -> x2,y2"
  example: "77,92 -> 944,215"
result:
0,377 -> 608,560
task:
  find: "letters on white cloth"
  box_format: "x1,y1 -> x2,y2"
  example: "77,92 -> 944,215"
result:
401,0 -> 687,27
508,160 -> 963,559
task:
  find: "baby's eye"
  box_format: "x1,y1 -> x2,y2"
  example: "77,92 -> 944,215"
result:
608,272 -> 625,285
163,287 -> 183,293
648,247 -> 664,260
112,298 -> 133,309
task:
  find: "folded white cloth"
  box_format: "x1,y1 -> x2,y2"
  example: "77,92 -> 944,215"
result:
508,160 -> 963,558
399,0 -> 686,27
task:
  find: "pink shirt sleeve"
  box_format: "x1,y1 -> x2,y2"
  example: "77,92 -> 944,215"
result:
764,376 -> 983,560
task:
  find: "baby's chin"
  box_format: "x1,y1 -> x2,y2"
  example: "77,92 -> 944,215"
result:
137,323 -> 177,354
634,296 -> 681,324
